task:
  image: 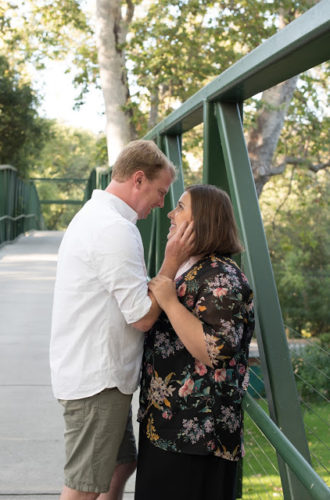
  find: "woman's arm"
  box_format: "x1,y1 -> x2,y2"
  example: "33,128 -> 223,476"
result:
132,221 -> 194,331
148,274 -> 212,366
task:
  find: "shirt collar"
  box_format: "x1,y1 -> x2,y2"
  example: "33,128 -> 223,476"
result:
91,190 -> 138,224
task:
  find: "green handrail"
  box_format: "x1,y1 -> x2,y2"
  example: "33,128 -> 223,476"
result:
243,393 -> 330,500
83,166 -> 111,202
0,165 -> 44,246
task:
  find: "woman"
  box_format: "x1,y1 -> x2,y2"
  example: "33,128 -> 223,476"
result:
135,185 -> 255,500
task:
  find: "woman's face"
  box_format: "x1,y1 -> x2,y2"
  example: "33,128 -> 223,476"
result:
167,191 -> 193,239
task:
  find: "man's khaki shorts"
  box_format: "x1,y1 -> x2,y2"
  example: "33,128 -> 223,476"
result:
59,388 -> 136,493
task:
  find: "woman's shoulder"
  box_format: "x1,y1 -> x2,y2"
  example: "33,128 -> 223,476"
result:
189,253 -> 252,294
190,253 -> 239,275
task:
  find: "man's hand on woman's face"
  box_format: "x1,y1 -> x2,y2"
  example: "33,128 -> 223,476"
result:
165,220 -> 195,266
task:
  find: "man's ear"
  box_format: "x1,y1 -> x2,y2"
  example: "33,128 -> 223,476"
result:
133,170 -> 145,188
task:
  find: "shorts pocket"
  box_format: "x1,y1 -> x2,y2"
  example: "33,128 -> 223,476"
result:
59,398 -> 85,432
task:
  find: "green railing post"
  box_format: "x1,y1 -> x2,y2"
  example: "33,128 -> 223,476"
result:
214,101 -> 312,499
138,134 -> 185,276
163,134 -> 184,207
149,134 -> 186,275
202,100 -> 230,192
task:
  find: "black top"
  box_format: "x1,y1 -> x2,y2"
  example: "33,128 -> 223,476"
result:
138,253 -> 255,462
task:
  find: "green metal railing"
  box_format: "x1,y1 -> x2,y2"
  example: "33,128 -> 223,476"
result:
133,2 -> 330,499
83,166 -> 111,202
243,394 -> 329,499
30,177 -> 89,205
0,165 -> 44,246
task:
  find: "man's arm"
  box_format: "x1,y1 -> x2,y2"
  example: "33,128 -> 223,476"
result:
130,291 -> 161,331
131,221 -> 194,331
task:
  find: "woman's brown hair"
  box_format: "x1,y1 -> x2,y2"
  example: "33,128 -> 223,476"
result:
186,184 -> 243,256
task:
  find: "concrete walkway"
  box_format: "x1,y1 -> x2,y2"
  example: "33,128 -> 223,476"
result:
0,231 -> 137,499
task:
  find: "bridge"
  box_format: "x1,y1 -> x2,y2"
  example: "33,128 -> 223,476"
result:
0,2 -> 329,498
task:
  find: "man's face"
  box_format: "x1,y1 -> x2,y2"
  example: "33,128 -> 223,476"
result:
135,168 -> 173,219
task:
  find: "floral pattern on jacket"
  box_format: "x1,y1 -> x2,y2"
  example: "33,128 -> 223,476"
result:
138,253 -> 255,461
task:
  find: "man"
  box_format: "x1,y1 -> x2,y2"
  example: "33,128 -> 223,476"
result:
50,140 -> 193,500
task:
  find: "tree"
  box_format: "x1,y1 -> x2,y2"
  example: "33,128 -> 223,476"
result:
127,0 -> 278,129
260,167 -> 330,336
95,0 -> 136,164
2,0 -> 327,190
0,55 -> 49,177
126,0 -> 325,195
246,65 -> 330,195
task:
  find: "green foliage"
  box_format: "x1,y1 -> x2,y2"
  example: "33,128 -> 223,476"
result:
276,64 -> 330,167
128,0 -> 277,123
260,168 -> 330,337
3,0 -> 318,126
0,0 -> 91,66
0,55 -> 50,177
291,339 -> 330,402
31,122 -> 107,229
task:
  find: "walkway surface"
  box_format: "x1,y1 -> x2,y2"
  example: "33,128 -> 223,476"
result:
0,231 -> 138,499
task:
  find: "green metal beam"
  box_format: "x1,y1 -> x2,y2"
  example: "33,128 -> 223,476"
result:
0,164 -> 16,172
30,177 -> 88,183
40,200 -> 83,205
202,100 -> 230,191
139,134 -> 185,276
214,101 -> 311,499
163,134 -> 184,207
243,394 -> 330,500
144,1 -> 330,138
154,134 -> 185,273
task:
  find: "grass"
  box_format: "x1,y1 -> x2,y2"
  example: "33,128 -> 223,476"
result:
240,399 -> 329,499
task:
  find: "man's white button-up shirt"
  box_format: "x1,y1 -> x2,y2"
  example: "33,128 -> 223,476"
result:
50,190 -> 152,400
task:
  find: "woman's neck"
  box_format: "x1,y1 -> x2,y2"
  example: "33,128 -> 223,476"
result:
175,255 -> 202,280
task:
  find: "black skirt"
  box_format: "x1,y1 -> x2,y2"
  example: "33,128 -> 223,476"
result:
135,430 -> 238,500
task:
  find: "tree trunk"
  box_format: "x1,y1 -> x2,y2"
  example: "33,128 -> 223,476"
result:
95,0 -> 135,165
247,75 -> 299,197
148,87 -> 159,130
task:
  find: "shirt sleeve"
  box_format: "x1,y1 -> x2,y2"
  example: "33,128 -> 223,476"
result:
92,221 -> 152,324
191,270 -> 253,369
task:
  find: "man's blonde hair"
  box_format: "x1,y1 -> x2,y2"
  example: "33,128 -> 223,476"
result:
112,140 -> 176,181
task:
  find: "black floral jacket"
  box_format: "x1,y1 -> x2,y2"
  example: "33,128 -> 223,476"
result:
138,253 -> 255,461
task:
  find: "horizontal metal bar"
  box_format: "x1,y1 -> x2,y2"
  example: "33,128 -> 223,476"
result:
144,1 -> 330,138
243,393 -> 330,500
0,164 -> 17,172
40,200 -> 83,205
30,177 -> 88,182
0,214 -> 36,221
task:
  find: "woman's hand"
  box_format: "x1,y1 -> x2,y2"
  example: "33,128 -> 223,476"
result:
148,275 -> 177,311
149,274 -> 212,367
